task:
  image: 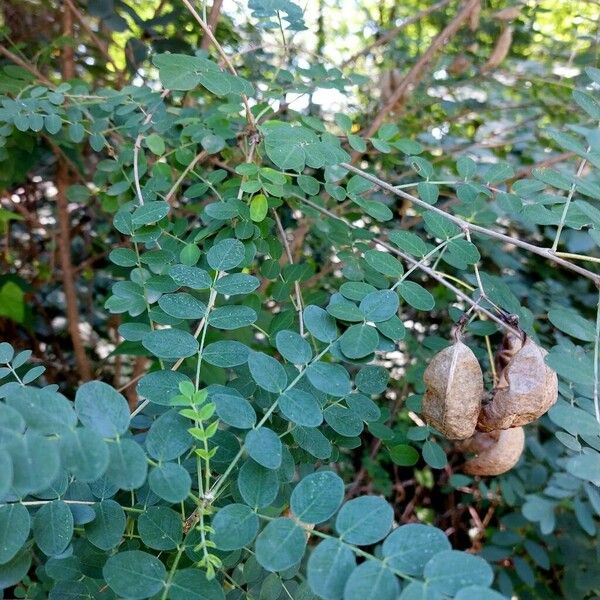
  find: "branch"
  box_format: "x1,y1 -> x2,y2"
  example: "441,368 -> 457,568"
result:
341,0 -> 452,67
55,159 -> 92,381
180,0 -> 257,131
133,89 -> 170,206
351,0 -> 479,161
552,150 -> 589,251
63,0 -> 121,78
200,0 -> 224,50
0,44 -> 53,87
61,1 -> 76,80
272,209 -> 305,336
165,150 -> 209,203
294,194 -> 520,336
340,162 -> 600,284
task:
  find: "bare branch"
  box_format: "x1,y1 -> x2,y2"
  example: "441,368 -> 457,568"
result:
351,0 -> 480,161
342,0 -> 452,67
272,209 -> 305,336
294,193 -> 520,336
200,0 -> 224,50
341,162 -> 600,284
0,44 -> 53,87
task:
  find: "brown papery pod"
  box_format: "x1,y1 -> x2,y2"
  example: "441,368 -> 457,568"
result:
422,340 -> 483,440
468,0 -> 481,31
448,55 -> 471,77
494,6 -> 522,21
478,336 -> 558,432
481,26 -> 513,72
380,69 -> 403,106
462,427 -> 525,476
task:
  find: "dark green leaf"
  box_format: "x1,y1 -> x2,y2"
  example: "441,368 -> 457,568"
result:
423,550 -> 493,595
279,388 -> 323,427
74,381 -> 129,438
138,506 -> 182,550
382,524 -> 451,576
170,569 -> 225,600
148,463 -> 191,503
335,496 -> 393,545
33,500 -> 73,557
246,427 -> 282,469
343,560 -> 399,600
85,500 -> 126,551
307,538 -> 355,600
359,290 -> 399,322
238,459 -> 279,508
207,239 -> 245,271
103,550 -> 166,600
212,504 -> 259,551
276,330 -> 313,364
142,328 -> 200,359
0,504 -> 30,564
306,362 -> 351,397
291,471 -> 344,524
255,518 -> 307,572
248,351 -> 287,392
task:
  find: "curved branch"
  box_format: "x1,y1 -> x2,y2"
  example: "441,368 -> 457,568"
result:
341,0 -> 452,67
341,162 -> 600,284
293,194 -> 520,336
351,0 -> 480,161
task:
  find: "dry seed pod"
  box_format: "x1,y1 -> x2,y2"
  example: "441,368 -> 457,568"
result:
477,336 -> 558,432
380,69 -> 403,105
422,340 -> 484,439
494,6 -> 522,21
482,26 -> 513,72
468,0 -> 481,31
448,55 -> 471,77
462,427 -> 525,476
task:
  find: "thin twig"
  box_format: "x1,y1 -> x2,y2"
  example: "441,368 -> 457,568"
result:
133,89 -> 170,206
464,229 -> 505,315
295,194 -> 520,336
200,0 -> 224,50
0,44 -> 54,87
554,251 -> 600,265
341,0 -> 452,67
340,162 -> 600,284
594,288 -> 600,424
551,152 -> 589,251
272,209 -> 305,336
165,150 -> 209,203
180,0 -> 257,130
351,0 -> 479,160
63,0 -> 121,76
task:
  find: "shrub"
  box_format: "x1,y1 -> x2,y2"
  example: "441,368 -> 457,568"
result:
0,1 -> 599,598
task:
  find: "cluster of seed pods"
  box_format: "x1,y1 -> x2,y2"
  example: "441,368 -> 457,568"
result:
422,322 -> 558,476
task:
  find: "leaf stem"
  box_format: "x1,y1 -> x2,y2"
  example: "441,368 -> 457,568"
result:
391,234 -> 462,290
273,208 -> 305,335
551,152 -> 589,252
209,344 -> 331,498
161,545 -> 185,600
340,162 -> 600,284
594,287 -> 600,424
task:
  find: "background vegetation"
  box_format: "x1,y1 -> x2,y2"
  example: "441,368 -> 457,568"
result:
0,0 -> 599,598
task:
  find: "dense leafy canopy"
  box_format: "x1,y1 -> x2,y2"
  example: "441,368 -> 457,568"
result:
0,0 -> 599,598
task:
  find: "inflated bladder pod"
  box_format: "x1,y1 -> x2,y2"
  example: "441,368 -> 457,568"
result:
422,340 -> 484,440
462,427 -> 525,476
478,335 -> 558,432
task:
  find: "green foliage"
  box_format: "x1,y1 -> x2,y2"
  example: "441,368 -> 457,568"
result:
0,0 -> 599,598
